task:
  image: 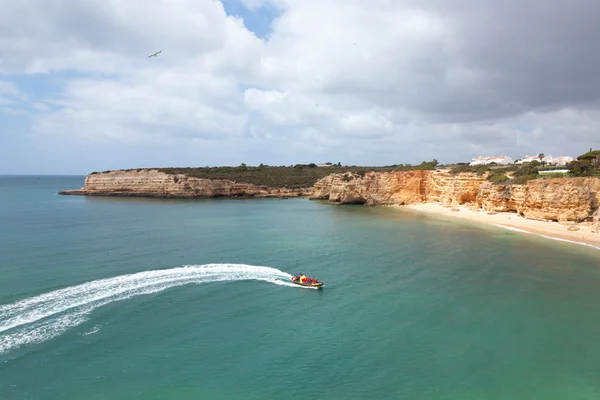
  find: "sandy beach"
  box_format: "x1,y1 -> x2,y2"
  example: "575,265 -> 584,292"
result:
402,203 -> 600,250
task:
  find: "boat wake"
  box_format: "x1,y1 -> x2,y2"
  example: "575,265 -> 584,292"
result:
0,263 -> 301,355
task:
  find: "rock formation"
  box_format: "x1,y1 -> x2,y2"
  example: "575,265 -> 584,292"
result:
476,177 -> 600,222
311,171 -> 600,222
59,169 -> 311,199
60,169 -> 600,223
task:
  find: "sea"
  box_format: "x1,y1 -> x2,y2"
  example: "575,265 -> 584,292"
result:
2,175 -> 600,399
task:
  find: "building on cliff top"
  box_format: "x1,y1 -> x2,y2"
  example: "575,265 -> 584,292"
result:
469,156 -> 513,166
469,154 -> 574,166
515,155 -> 574,165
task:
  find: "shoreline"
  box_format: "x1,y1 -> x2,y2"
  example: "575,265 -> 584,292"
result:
400,203 -> 600,250
57,190 -> 310,199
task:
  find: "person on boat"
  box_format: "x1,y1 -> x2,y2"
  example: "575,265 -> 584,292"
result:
299,274 -> 307,283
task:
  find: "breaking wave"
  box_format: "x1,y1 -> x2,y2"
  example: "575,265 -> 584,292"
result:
495,225 -> 600,251
0,263 -> 302,354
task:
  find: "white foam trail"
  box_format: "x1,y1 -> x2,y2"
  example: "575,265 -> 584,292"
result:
495,225 -> 600,251
0,263 -> 300,354
80,325 -> 101,336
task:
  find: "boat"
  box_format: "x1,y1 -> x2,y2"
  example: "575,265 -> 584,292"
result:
290,275 -> 324,288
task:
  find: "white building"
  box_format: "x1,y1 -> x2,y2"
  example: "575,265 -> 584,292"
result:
469,157 -> 487,166
515,155 -> 574,165
548,156 -> 574,166
469,156 -> 514,166
515,155 -> 542,164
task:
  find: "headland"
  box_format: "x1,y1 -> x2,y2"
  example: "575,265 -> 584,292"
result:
59,155 -> 600,248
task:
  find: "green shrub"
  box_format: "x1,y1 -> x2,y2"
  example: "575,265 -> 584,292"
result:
513,165 -> 539,177
487,173 -> 509,184
156,165 -> 396,188
450,165 -> 490,175
568,151 -> 600,176
511,175 -> 538,185
576,150 -> 600,161
395,159 -> 438,171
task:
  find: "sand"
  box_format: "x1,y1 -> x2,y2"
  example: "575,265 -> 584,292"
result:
401,203 -> 600,250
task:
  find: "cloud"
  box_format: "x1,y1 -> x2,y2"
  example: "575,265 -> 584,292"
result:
244,88 -> 289,109
0,80 -> 28,115
2,0 -> 600,173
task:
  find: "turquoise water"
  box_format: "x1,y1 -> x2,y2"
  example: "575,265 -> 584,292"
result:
2,176 -> 600,399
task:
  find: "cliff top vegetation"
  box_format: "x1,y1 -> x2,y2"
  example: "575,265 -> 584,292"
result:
154,164 -> 397,188
568,150 -> 600,176
446,149 -> 600,184
147,160 -> 440,188
89,150 -> 599,189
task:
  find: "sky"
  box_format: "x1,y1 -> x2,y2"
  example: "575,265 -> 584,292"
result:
1,0 -> 600,174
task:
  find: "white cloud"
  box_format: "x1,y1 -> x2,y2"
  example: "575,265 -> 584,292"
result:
244,88 -> 289,109
339,111 -> 394,133
2,0 -> 600,173
0,81 -> 28,114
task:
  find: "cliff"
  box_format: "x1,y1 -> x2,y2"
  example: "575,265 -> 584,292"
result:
59,169 -> 311,198
310,171 -> 600,222
60,169 -> 600,224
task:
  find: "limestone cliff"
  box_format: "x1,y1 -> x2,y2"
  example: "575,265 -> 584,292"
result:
311,171 -> 600,222
60,169 -> 600,223
59,169 -> 311,198
310,171 -> 435,205
310,171 -> 485,205
476,178 -> 600,222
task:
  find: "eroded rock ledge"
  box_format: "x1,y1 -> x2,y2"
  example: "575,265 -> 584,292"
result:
60,169 -> 600,224
310,171 -> 600,223
59,169 -> 311,199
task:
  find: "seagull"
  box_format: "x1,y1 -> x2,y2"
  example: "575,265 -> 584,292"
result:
148,51 -> 162,58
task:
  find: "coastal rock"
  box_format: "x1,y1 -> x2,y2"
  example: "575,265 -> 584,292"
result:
62,169 -> 600,224
477,178 -> 600,222
426,172 -> 486,206
59,169 -> 311,199
311,171 -> 600,222
312,171 -> 484,206
309,174 -> 339,200
312,171 -> 486,206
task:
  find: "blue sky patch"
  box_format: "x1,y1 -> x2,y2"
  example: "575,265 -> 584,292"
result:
221,0 -> 281,39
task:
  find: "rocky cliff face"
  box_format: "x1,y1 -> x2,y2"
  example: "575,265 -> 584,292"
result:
60,169 -> 600,223
59,169 -> 311,198
310,170 -> 434,205
311,171 -> 600,222
477,178 -> 600,222
311,171 -> 485,205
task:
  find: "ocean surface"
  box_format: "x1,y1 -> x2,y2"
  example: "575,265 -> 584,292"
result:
2,175 -> 600,399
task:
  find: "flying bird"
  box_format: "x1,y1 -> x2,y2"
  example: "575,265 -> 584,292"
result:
148,51 -> 162,58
